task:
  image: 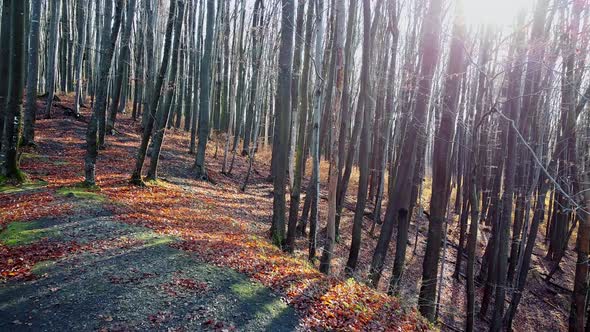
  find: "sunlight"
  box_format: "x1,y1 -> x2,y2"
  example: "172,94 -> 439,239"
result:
460,0 -> 536,28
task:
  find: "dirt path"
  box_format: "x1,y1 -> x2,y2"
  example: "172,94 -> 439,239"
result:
0,202 -> 299,331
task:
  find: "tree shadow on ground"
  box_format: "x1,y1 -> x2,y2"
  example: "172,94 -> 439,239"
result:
0,215 -> 299,331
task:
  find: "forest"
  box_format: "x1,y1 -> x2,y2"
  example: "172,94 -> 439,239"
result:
0,0 -> 589,331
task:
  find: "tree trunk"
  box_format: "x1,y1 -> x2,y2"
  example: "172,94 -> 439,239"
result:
490,15 -> 526,331
23,0 -> 43,146
44,0 -> 61,120
286,0 -> 315,252
270,0 -> 294,246
319,0 -> 344,275
241,0 -> 264,157
418,3 -> 462,319
0,0 -> 10,153
130,0 -> 176,184
308,0 -> 324,261
193,0 -> 215,179
0,0 -> 26,182
84,0 -> 123,186
74,0 -> 91,116
345,0 -> 373,274
146,0 -> 185,181
107,0 -> 137,133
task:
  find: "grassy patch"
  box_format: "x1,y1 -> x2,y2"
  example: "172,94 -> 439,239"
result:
231,279 -> 260,298
0,221 -> 59,246
0,179 -> 48,194
57,184 -> 106,202
145,178 -> 176,189
133,231 -> 176,246
230,279 -> 291,322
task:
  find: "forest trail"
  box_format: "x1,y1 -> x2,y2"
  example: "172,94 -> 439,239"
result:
0,103 -> 428,331
0,109 -> 298,330
0,208 -> 298,331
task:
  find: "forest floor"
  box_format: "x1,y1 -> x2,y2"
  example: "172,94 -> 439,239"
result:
0,94 -> 577,331
0,95 -> 428,331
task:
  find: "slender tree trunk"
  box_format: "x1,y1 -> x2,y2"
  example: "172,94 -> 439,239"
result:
270,0 -> 294,246
84,0 -> 123,186
73,0 -> 91,117
193,0 -> 215,179
130,0 -> 176,184
308,0 -> 324,261
0,0 -> 10,154
465,147 -> 481,332
345,0 -> 373,274
44,0 -> 61,120
490,15 -> 526,331
190,0 -> 205,153
286,0 -> 315,251
146,0 -> 185,181
0,0 -> 26,182
107,0 -> 137,133
319,0 -> 344,274
23,0 -> 43,147
241,0 -> 264,157
418,4 -> 463,319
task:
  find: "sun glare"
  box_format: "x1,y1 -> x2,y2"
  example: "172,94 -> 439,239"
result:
460,0 -> 536,28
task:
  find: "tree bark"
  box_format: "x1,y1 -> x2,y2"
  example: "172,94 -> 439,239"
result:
107,0 -> 137,133
146,0 -> 185,181
130,0 -> 176,184
44,0 -> 61,120
192,0 -> 215,179
84,0 -> 123,186
23,0 -> 43,146
270,0 -> 294,246
418,4 -> 463,319
0,0 -> 26,182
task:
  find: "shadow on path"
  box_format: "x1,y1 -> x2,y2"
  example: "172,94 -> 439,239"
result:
0,212 -> 299,331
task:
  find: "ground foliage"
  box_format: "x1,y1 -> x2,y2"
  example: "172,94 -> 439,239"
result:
0,97 -> 430,331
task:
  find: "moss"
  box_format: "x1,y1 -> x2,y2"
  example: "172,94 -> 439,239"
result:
31,260 -> 55,275
0,168 -> 29,186
261,298 -> 289,319
0,221 -> 59,246
230,279 -> 290,322
20,152 -> 47,161
57,184 -> 106,202
73,181 -> 101,190
133,231 -> 176,246
272,233 -> 284,248
0,179 -> 48,194
145,178 -> 175,189
230,279 -> 260,298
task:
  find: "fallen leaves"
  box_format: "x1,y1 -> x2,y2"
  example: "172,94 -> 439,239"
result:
2,101 -> 430,331
0,191 -> 74,227
0,240 -> 80,280
161,277 -> 209,297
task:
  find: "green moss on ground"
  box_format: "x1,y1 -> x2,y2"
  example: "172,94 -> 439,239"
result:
31,260 -> 55,276
0,179 -> 48,194
132,231 -> 176,246
0,221 -> 59,246
57,184 -> 106,202
145,178 -> 175,189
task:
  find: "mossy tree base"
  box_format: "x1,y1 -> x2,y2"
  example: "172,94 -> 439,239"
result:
0,169 -> 29,186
